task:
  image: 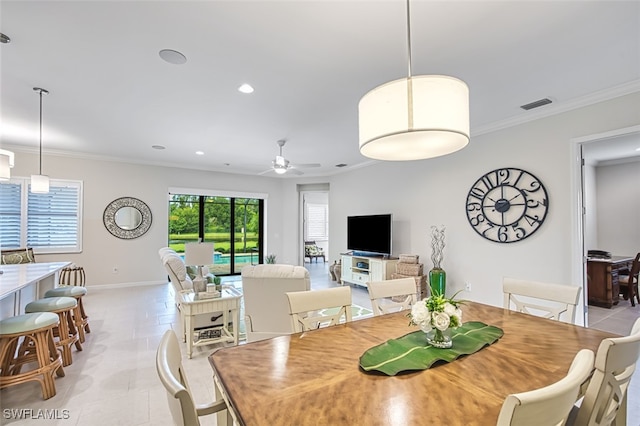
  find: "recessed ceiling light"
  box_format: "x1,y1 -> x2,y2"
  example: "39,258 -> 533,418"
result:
0,33 -> 10,44
159,49 -> 187,65
238,83 -> 254,94
636,147 -> 640,152
152,145 -> 166,150
195,151 -> 204,156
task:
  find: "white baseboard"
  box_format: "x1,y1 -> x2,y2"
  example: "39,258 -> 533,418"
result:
86,280 -> 167,290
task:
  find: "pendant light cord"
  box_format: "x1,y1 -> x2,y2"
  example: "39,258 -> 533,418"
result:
33,87 -> 48,175
39,90 -> 43,174
406,0 -> 413,78
406,0 -> 414,129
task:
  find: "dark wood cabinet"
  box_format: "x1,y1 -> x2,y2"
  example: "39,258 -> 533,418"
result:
587,256 -> 633,308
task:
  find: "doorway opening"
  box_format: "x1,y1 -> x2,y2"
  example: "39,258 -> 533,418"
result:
572,125 -> 640,327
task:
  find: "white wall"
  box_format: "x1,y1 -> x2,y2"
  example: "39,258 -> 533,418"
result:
595,159 -> 640,255
328,92 -> 640,319
583,163 -> 599,250
9,155 -> 287,286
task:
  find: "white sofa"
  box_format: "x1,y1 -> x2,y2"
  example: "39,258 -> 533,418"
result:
241,264 -> 310,343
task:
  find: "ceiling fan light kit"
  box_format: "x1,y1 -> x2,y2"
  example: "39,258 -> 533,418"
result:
358,0 -> 470,161
31,87 -> 50,194
259,139 -> 321,176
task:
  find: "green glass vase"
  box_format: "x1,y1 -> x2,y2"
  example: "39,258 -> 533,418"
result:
429,267 -> 446,297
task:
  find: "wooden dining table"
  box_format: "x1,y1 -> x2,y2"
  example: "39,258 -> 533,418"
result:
208,301 -> 618,426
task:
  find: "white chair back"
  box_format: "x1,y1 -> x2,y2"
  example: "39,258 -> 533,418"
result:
155,330 -> 227,426
571,317 -> 640,425
497,349 -> 595,426
367,278 -> 417,315
286,286 -> 352,333
503,277 -> 581,323
159,247 -> 194,291
241,264 -> 310,342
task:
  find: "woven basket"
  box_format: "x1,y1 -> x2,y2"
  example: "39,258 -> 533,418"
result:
398,254 -> 419,264
396,263 -> 423,276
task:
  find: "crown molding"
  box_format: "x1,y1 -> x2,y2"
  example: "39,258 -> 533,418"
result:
472,80 -> 640,137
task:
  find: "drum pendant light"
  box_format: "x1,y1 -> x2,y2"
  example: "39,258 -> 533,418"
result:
358,0 -> 469,161
31,87 -> 49,193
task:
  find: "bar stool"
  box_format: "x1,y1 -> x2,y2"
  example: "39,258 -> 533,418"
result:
0,312 -> 65,400
25,297 -> 82,366
44,286 -> 90,343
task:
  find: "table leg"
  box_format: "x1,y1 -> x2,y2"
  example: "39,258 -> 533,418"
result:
178,304 -> 186,343
232,306 -> 239,346
185,313 -> 194,359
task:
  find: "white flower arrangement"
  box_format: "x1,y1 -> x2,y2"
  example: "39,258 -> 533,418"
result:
409,291 -> 463,333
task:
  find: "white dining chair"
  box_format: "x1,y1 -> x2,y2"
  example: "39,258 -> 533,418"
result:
156,330 -> 230,426
367,278 -> 417,316
503,277 -> 582,323
568,317 -> 640,426
286,286 -> 352,333
496,349 -> 595,426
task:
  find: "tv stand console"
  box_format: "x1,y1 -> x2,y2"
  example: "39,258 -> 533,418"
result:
340,253 -> 398,288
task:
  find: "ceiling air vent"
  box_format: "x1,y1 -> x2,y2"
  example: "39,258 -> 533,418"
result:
520,98 -> 552,111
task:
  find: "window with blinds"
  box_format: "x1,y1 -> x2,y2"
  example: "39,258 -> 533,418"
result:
306,203 -> 328,240
0,178 -> 82,253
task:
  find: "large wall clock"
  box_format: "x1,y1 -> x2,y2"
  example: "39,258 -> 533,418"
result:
465,167 -> 549,243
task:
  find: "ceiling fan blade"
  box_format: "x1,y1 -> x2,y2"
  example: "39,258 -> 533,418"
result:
290,163 -> 321,169
288,168 -> 304,175
258,168 -> 274,175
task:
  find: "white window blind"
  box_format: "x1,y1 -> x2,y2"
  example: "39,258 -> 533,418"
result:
306,203 -> 328,240
0,178 -> 82,253
0,182 -> 22,248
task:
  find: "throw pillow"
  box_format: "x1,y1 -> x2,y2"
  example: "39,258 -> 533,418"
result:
186,265 -> 198,280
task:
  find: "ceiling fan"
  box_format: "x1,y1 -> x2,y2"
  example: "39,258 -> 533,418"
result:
259,139 -> 321,175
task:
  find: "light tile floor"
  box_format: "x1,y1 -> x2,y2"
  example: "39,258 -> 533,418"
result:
1,262 -> 638,425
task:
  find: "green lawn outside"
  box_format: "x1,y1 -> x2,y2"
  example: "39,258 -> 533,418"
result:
169,232 -> 258,254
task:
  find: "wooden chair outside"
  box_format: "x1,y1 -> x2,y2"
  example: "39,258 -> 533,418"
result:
156,330 -> 229,426
367,278 -> 417,316
569,317 -> 640,426
503,277 -> 582,323
286,286 -> 352,333
619,252 -> 640,307
497,349 -> 595,426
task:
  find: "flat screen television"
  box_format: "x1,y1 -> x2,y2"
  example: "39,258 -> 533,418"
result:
347,214 -> 392,256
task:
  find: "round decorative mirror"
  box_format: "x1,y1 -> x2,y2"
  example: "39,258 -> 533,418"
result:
103,197 -> 152,239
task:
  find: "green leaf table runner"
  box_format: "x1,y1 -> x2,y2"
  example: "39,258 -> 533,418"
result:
359,321 -> 504,376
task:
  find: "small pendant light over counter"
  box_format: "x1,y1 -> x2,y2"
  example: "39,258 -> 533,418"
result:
0,149 -> 15,181
31,87 -> 50,193
358,0 -> 469,161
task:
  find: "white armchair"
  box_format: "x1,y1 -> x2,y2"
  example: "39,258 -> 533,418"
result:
241,264 -> 310,343
158,247 -> 223,337
159,247 -> 194,292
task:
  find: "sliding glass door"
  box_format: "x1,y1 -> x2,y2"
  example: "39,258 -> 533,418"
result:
169,193 -> 263,275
